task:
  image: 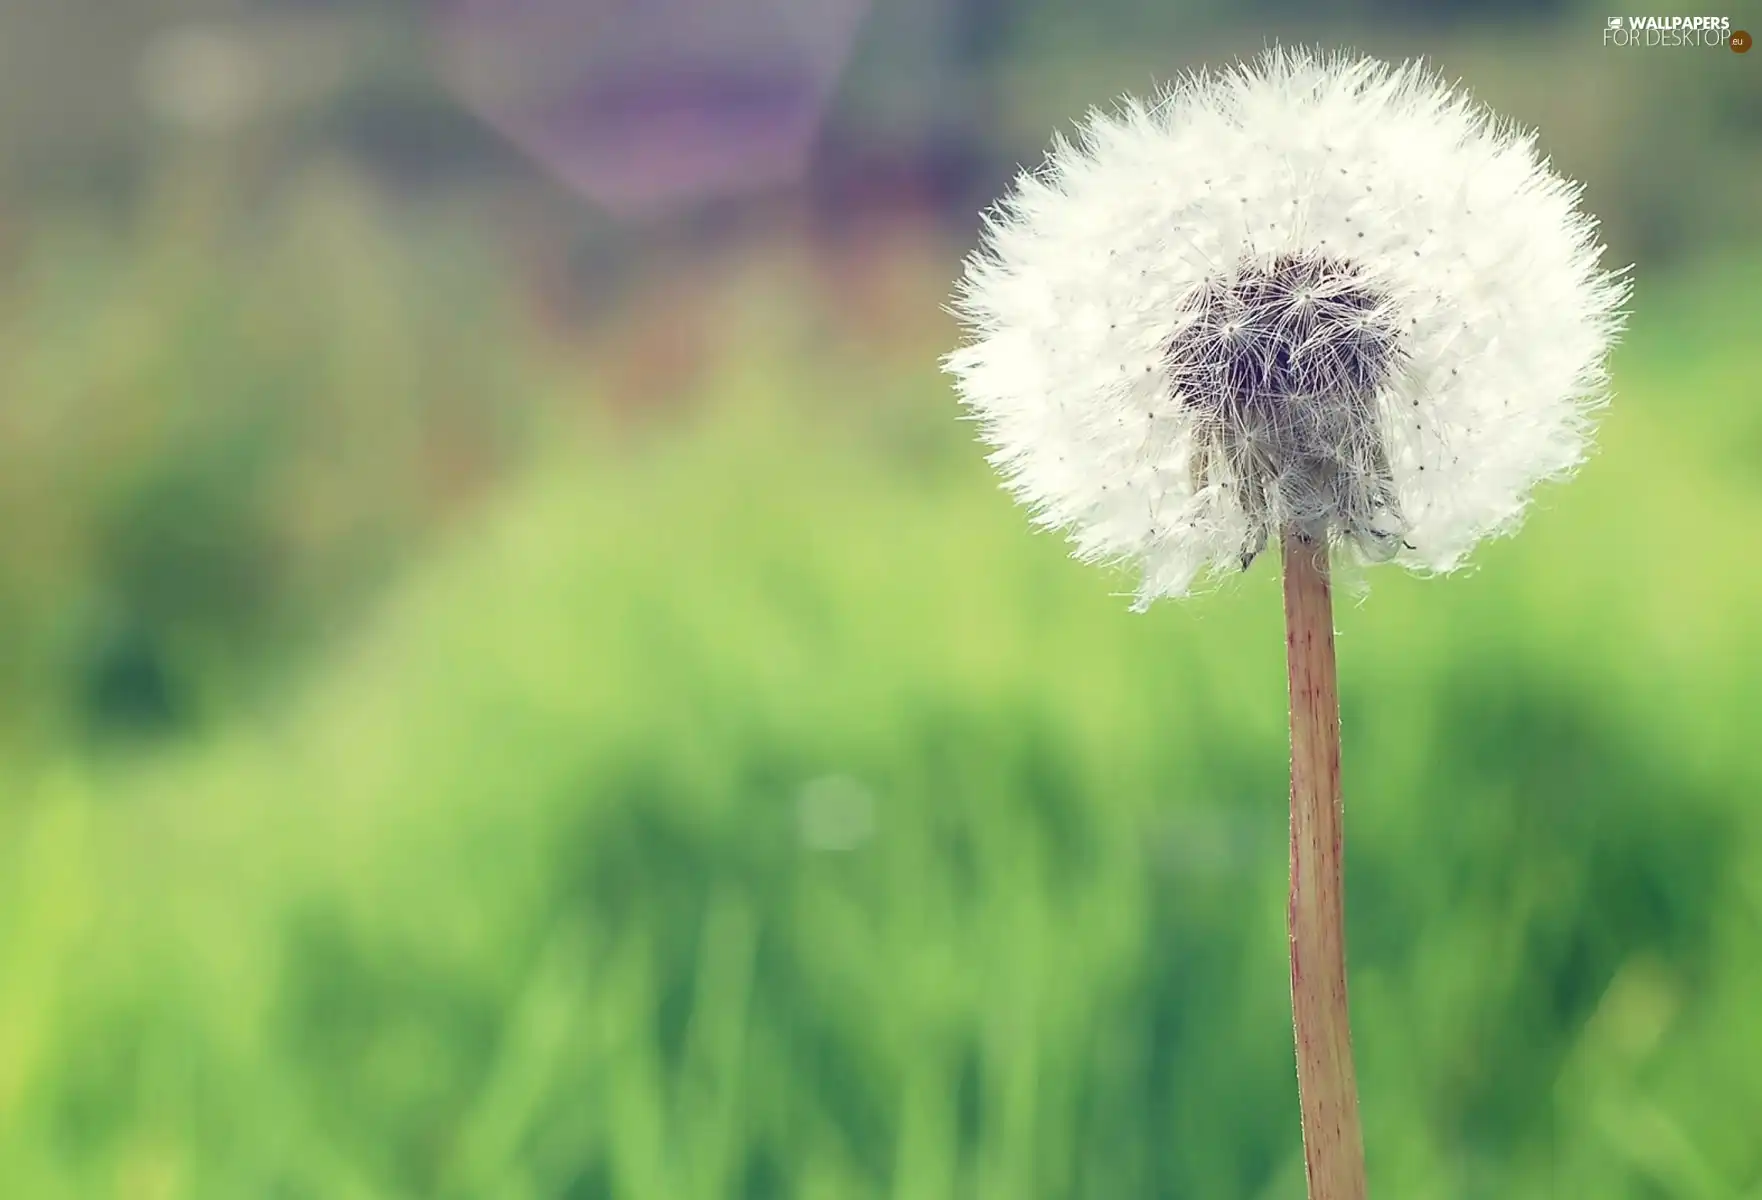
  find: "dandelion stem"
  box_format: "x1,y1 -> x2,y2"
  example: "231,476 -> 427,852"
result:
1281,531 -> 1367,1200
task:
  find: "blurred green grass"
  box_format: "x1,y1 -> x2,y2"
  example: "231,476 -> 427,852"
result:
0,162 -> 544,745
2,192 -> 1761,1198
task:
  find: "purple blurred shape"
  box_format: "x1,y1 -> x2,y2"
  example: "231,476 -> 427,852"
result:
440,0 -> 869,216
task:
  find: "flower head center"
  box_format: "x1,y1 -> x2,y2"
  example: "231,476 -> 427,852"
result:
1165,253 -> 1406,564
1168,255 -> 1398,418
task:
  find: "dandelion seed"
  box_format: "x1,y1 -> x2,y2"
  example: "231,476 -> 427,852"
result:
945,48 -> 1627,607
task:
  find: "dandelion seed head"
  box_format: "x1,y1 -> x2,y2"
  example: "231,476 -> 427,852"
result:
943,48 -> 1629,606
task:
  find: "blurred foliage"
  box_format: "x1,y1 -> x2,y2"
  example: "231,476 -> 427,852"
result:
1,173 -> 1760,1191
2,3 -> 1758,265
0,161 -> 546,741
1,3 -> 1759,1196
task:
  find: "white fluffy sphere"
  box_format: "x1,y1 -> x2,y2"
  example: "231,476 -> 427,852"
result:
945,49 -> 1629,607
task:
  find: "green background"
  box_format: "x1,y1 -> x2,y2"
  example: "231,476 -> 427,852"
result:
1,3 -> 1759,1196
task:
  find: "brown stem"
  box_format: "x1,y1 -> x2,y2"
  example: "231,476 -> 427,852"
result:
1281,532 -> 1367,1200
